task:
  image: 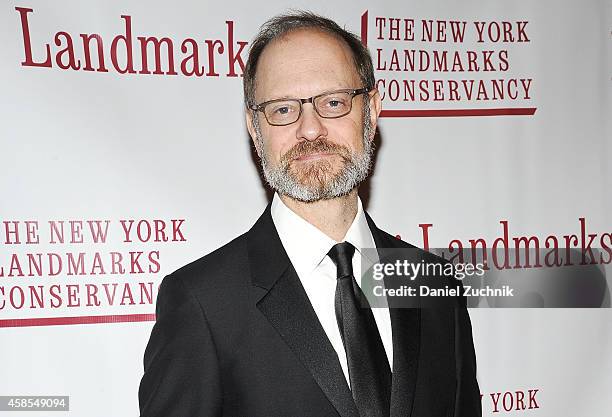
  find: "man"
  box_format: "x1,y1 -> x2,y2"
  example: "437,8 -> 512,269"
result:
139,12 -> 481,417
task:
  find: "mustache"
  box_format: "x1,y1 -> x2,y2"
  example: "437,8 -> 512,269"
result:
280,139 -> 350,165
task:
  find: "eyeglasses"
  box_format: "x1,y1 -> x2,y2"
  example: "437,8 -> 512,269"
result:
249,87 -> 371,126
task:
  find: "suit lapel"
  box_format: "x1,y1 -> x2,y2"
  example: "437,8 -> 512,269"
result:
246,205 -> 422,417
365,213 -> 422,417
248,205 -> 359,417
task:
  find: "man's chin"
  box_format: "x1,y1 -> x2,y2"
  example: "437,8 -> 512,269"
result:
289,160 -> 343,181
289,174 -> 340,193
286,175 -> 353,200
281,186 -> 354,203
262,158 -> 362,202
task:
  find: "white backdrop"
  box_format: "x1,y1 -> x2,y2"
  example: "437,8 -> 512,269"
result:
1,0 -> 611,415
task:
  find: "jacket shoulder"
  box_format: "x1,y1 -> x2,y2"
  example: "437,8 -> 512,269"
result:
373,222 -> 448,263
165,232 -> 250,291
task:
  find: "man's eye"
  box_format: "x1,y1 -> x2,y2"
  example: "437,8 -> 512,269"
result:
324,97 -> 347,108
271,105 -> 295,115
322,97 -> 348,110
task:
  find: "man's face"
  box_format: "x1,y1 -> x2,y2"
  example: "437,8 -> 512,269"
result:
246,28 -> 381,202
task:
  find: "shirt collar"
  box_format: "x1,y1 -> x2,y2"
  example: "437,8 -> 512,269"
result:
271,193 -> 376,277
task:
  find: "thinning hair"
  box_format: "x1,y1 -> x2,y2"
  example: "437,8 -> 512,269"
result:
243,11 -> 375,107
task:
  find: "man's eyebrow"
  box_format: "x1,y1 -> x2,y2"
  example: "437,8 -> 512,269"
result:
265,88 -> 350,101
272,94 -> 294,100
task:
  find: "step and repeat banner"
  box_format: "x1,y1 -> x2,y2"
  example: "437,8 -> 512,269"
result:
1,0 -> 610,416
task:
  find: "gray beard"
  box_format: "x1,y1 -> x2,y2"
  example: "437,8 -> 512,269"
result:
253,99 -> 374,203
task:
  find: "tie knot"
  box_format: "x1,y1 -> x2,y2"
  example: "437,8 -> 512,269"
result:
327,242 -> 355,279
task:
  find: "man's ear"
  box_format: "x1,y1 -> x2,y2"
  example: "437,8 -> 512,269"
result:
367,88 -> 382,142
245,109 -> 263,157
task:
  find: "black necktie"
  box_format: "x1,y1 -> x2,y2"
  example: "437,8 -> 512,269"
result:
328,242 -> 392,417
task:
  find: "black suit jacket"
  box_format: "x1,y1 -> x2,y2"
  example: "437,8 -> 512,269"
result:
139,205 -> 481,417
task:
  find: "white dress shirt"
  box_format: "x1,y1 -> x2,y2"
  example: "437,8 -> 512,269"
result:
270,193 -> 393,385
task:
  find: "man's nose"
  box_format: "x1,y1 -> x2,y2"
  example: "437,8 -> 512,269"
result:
295,103 -> 327,141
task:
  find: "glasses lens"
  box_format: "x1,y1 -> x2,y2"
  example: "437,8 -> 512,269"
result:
315,91 -> 353,118
264,100 -> 301,125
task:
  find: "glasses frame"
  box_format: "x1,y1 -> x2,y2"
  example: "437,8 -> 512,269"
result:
249,87 -> 371,126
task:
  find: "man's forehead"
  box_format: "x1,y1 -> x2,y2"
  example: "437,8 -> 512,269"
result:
270,27 -> 343,48
254,28 -> 360,100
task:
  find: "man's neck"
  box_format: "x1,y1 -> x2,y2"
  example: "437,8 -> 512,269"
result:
279,190 -> 359,242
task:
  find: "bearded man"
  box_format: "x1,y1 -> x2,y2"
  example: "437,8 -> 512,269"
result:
139,11 -> 481,417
